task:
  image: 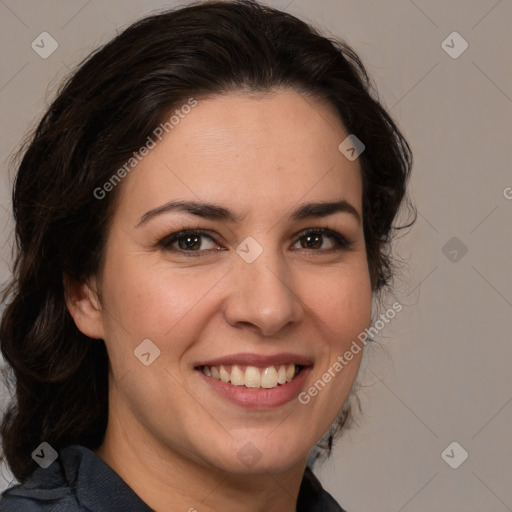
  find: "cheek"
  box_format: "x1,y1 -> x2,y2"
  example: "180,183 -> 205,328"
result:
99,251 -> 229,358
290,266 -> 371,438
302,264 -> 372,345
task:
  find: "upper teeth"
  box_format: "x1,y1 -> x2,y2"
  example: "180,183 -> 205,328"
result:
202,364 -> 298,389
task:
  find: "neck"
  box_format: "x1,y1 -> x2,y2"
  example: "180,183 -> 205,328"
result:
94,412 -> 307,512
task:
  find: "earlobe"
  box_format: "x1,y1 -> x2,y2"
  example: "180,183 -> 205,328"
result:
63,274 -> 104,339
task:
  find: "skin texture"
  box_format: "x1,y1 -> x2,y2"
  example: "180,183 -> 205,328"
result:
66,89 -> 372,512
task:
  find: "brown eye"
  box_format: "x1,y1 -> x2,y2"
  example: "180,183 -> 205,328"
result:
293,228 -> 353,252
299,233 -> 328,250
177,234 -> 202,251
159,229 -> 219,253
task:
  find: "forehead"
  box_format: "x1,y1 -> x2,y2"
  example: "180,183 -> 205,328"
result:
115,89 -> 363,223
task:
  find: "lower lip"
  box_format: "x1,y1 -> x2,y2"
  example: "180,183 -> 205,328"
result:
197,367 -> 312,409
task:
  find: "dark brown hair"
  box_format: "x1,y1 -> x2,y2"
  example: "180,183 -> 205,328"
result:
0,0 -> 414,482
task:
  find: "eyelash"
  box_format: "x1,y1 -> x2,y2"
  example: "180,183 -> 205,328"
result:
158,227 -> 354,256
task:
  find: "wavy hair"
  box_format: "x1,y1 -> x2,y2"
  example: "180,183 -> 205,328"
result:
0,0 -> 414,482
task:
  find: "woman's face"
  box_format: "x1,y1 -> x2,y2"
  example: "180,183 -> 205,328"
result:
86,89 -> 372,474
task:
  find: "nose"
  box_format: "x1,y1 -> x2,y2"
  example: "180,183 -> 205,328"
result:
223,247 -> 305,337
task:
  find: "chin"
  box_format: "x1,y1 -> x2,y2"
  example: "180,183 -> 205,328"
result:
201,433 -> 312,475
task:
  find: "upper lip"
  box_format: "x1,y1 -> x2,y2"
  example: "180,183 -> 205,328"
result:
194,352 -> 313,368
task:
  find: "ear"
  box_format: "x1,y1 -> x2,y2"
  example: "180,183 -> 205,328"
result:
63,274 -> 104,340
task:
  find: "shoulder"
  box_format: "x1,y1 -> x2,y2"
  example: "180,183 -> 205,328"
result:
0,444 -> 151,512
297,465 -> 348,512
0,445 -> 85,511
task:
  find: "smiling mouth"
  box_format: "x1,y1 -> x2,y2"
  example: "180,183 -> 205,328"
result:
199,364 -> 306,389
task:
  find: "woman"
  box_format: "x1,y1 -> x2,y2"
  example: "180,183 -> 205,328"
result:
0,1 -> 414,510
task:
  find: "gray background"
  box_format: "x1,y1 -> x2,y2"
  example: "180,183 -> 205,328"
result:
1,1 -> 511,510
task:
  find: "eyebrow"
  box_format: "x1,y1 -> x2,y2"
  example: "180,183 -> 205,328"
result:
136,199 -> 361,227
